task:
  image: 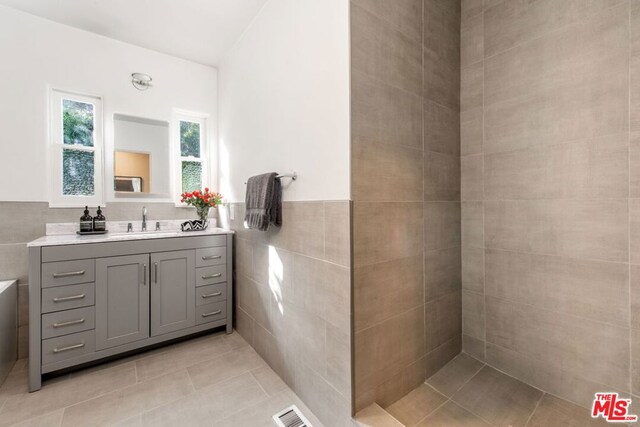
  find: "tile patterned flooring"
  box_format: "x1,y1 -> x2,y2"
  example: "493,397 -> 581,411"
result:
382,353 -> 612,427
0,331 -> 324,427
0,339 -> 627,427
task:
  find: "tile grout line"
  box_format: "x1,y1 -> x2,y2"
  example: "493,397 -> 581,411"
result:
523,392 -> 545,427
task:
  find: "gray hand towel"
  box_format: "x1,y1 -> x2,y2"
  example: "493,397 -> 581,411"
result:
244,172 -> 282,231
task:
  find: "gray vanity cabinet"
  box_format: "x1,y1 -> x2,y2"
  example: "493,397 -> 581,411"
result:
28,233 -> 233,392
95,254 -> 150,350
150,250 -> 195,336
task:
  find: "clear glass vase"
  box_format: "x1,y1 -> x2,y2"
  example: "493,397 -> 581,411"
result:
196,205 -> 210,222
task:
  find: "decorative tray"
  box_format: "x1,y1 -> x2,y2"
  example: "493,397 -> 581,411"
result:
76,230 -> 109,235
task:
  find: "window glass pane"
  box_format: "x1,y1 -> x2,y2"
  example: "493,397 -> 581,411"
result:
180,121 -> 200,158
181,161 -> 202,193
63,149 -> 95,195
63,99 -> 94,147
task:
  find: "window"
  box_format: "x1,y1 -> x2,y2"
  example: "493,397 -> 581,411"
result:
50,90 -> 103,207
175,112 -> 207,199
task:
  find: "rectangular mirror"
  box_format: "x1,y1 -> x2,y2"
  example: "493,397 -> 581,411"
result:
113,114 -> 170,197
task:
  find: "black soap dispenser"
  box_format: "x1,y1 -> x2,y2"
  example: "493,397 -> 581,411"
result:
80,206 -> 93,233
93,206 -> 106,232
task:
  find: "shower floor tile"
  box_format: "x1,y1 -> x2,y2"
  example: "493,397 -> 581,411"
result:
380,353 -> 616,427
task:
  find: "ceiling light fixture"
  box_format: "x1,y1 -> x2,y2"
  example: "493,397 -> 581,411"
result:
131,72 -> 152,91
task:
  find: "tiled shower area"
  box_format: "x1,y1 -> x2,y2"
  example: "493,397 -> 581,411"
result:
351,0 -> 639,426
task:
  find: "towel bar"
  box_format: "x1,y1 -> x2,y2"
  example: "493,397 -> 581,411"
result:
244,172 -> 297,185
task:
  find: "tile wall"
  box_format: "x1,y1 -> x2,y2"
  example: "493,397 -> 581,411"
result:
461,0 -> 637,408
351,0 -> 461,411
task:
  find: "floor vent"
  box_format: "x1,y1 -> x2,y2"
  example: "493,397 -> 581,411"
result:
273,405 -> 313,427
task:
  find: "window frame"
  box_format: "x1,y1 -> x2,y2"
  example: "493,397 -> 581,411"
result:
173,110 -> 208,205
49,89 -> 104,208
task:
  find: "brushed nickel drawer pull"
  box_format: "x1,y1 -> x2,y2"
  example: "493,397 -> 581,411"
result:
202,255 -> 222,260
201,310 -> 222,317
53,293 -> 86,303
201,292 -> 223,299
53,318 -> 85,328
202,273 -> 223,279
52,342 -> 85,353
53,270 -> 86,279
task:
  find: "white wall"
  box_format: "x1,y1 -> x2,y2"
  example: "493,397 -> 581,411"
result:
218,0 -> 350,202
0,5 -> 217,202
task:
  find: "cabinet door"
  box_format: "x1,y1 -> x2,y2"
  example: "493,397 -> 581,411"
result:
95,254 -> 150,350
150,250 -> 195,336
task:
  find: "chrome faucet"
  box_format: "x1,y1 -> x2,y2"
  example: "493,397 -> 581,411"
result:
142,206 -> 147,231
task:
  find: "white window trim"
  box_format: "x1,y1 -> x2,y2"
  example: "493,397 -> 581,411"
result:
49,89 -> 104,208
173,110 -> 209,205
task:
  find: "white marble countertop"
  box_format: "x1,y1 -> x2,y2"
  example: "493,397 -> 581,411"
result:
28,220 -> 234,247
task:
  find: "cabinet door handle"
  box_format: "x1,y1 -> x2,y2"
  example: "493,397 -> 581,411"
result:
154,263 -> 158,284
53,270 -> 85,278
143,264 -> 147,286
201,310 -> 222,317
53,318 -> 85,328
53,293 -> 85,303
201,292 -> 223,299
53,342 -> 85,353
202,273 -> 223,280
202,255 -> 222,261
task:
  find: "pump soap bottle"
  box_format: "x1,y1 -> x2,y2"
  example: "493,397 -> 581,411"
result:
80,206 -> 93,233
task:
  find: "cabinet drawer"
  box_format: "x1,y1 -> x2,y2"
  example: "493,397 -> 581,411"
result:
196,265 -> 226,287
196,301 -> 226,325
195,283 -> 226,306
195,247 -> 226,268
42,306 -> 95,339
42,259 -> 95,288
42,330 -> 95,365
42,283 -> 95,313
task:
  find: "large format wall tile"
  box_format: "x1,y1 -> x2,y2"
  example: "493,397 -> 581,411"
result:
353,140 -> 424,202
461,290 -> 484,341
425,247 -> 461,302
355,306 -> 425,394
424,202 -> 461,251
461,108 -> 482,156
461,202 -> 483,249
484,134 -> 628,200
355,255 -> 424,332
424,0 -> 461,109
351,0 -> 423,42
352,70 -> 423,150
486,297 -> 630,390
484,5 -> 629,154
485,249 -> 629,327
351,4 -> 423,95
354,201 -> 424,267
486,342 -> 626,409
424,151 -> 460,201
484,0 -> 626,58
230,201 -> 351,424
425,101 -> 460,156
461,13 -> 483,69
484,199 -> 628,262
426,291 -> 462,352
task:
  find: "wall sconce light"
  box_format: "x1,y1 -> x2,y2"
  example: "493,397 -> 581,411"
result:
131,73 -> 152,91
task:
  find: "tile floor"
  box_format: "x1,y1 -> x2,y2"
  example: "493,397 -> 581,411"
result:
0,331 -> 324,427
381,353 -> 612,427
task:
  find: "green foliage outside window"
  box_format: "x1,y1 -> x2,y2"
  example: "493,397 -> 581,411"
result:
180,121 -> 200,157
63,100 -> 94,147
